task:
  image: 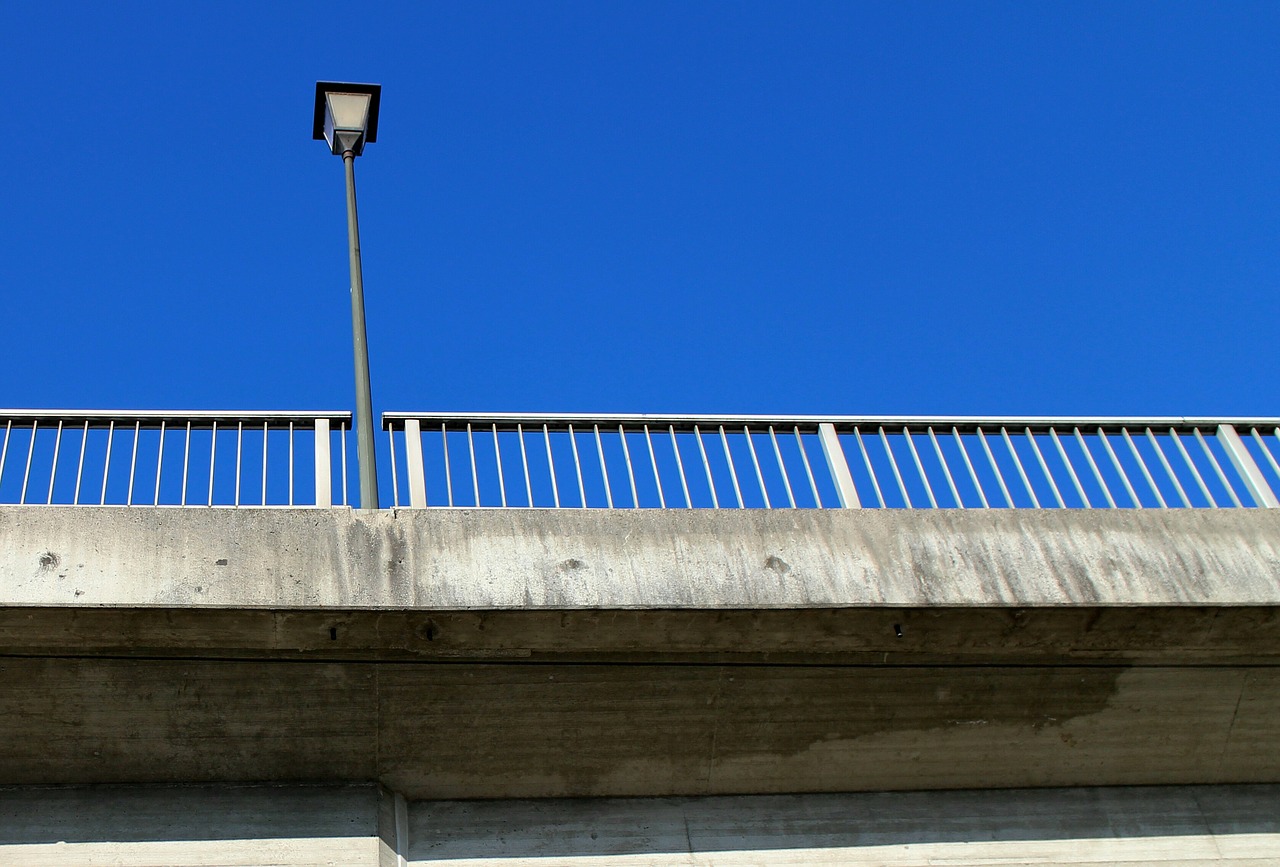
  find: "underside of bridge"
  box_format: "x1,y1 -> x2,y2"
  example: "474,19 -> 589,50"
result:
0,505 -> 1278,863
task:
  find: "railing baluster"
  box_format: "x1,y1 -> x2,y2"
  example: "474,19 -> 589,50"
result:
671,426 -> 692,508
543,424 -> 560,508
853,428 -> 884,508
719,425 -> 743,509
1001,427 -> 1040,508
386,424 -> 398,508
1026,428 -> 1063,508
208,421 -> 218,507
1074,428 -> 1114,509
1098,429 -> 1140,508
102,421 -> 115,506
1122,428 -> 1166,508
442,423 -> 454,507
881,427 -> 911,508
0,421 -> 10,497
1050,428 -> 1087,507
493,424 -> 507,508
904,427 -> 937,508
125,420 -> 139,506
1218,424 -> 1279,508
46,417 -> 63,504
1146,428 -> 1189,508
403,419 -> 426,507
519,424 -> 533,508
768,426 -> 796,509
697,426 -> 720,508
595,425 -> 613,508
929,427 -> 962,508
314,418 -> 332,508
645,425 -> 666,508
794,426 -> 820,508
745,426 -> 771,508
467,423 -> 479,507
20,420 -> 38,505
78,421 -> 91,506
1173,429 -> 1214,508
819,423 -> 859,509
977,428 -> 1014,508
234,422 -> 243,507
621,425 -> 639,508
569,424 -> 586,509
1195,428 -> 1242,507
953,427 -> 988,509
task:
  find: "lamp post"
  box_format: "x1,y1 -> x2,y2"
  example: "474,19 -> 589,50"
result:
313,82 -> 382,509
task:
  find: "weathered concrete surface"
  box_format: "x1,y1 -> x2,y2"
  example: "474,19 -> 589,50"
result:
4,783 -> 1278,865
1,506 -> 1278,608
0,782 -> 393,866
408,785 -> 1280,865
0,507 -> 1278,798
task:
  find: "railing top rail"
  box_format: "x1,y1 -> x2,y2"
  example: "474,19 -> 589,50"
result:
0,410 -> 351,425
383,411 -> 1280,431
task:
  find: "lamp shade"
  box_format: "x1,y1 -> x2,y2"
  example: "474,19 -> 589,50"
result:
313,82 -> 382,156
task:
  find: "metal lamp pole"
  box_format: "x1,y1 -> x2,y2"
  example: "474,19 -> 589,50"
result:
342,149 -> 378,510
314,82 -> 383,509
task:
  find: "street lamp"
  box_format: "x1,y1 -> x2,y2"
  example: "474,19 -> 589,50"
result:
313,81 -> 382,509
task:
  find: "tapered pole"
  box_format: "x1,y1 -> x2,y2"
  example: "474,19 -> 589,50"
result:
342,150 -> 379,509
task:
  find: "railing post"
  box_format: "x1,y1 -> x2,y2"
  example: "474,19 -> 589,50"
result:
818,423 -> 860,508
1217,424 -> 1279,508
404,418 -> 427,508
313,418 -> 332,508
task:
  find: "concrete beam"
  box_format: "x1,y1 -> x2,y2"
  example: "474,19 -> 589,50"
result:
1,506 -> 1278,609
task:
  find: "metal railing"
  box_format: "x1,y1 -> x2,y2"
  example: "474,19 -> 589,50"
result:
383,413 -> 1280,510
0,411 -> 352,507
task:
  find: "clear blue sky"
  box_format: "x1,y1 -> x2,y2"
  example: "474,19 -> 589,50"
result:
3,3 -> 1278,417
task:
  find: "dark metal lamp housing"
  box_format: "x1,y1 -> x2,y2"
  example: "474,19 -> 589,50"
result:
313,82 -> 382,156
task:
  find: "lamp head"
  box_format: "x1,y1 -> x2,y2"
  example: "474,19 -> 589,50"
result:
313,82 -> 382,156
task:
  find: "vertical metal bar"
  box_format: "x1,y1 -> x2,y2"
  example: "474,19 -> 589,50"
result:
1196,428 -> 1242,507
467,423 -> 479,506
46,420 -> 64,505
1146,429 -> 1189,508
0,420 -> 10,497
403,419 -> 426,508
953,428 -> 988,509
569,424 -> 586,508
288,422 -> 295,507
671,427 -> 692,508
904,427 -> 937,508
1122,428 -> 1166,508
1253,428 -> 1280,489
341,422 -> 349,507
492,424 -> 507,507
1174,429 -> 1215,508
719,425 -> 743,508
696,426 -> 720,508
1049,428 -> 1088,507
314,418 -> 332,508
768,426 -> 797,508
519,424 -> 533,507
1217,424 -> 1278,508
854,428 -> 885,508
234,422 -> 243,507
178,422 -> 191,506
794,428 -> 820,507
1000,427 -> 1040,508
261,422 -> 268,506
386,425 -> 399,508
817,423 -> 859,508
102,421 -> 115,506
1098,429 -> 1140,507
1025,429 -> 1063,508
881,427 -> 912,508
595,425 -> 614,508
543,424 -> 560,508
125,421 -> 140,506
1074,428 -> 1115,509
977,428 -> 1014,507
928,427 -> 962,508
20,420 -> 38,505
745,426 -> 771,508
208,421 -> 218,507
442,423 -> 453,507
77,421 -> 91,506
645,425 -> 666,508
259,420 -> 267,504
621,426 -> 639,508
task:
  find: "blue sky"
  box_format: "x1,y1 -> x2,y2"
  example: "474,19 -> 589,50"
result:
3,2 -> 1278,417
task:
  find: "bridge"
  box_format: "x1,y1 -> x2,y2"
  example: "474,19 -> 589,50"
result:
1,409 -> 1279,864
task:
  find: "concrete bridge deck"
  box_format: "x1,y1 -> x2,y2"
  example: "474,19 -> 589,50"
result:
0,506 -> 1276,802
